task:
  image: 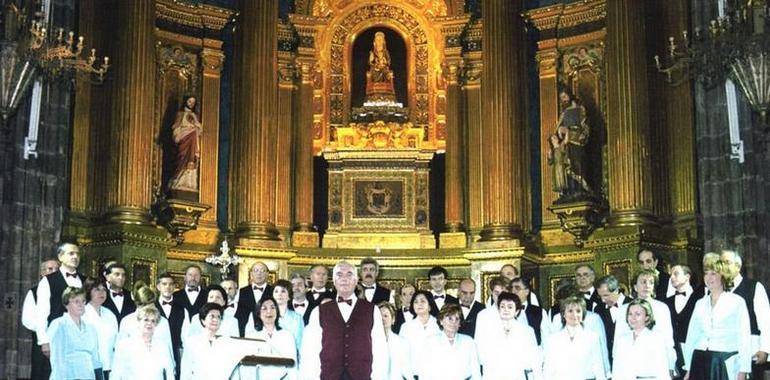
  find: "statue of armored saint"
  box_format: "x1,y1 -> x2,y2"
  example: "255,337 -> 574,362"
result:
547,88 -> 592,202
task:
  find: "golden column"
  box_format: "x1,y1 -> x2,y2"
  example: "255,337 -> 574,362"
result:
231,0 -> 281,242
199,46 -> 225,228
275,48 -> 297,240
104,0 -> 156,224
605,0 -> 656,226
440,18 -> 469,244
479,0 -> 528,241
291,18 -> 320,247
462,23 -> 484,240
535,49 -> 560,227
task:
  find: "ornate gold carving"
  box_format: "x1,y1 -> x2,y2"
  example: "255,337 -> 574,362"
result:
155,0 -> 236,32
548,200 -> 606,247
131,258 -> 158,286
201,48 -> 225,74
524,0 -> 606,32
155,199 -> 212,244
156,44 -> 199,89
336,121 -> 424,149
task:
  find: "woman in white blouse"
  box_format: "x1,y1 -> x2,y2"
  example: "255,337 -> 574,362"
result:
683,259 -> 752,380
612,299 -> 670,380
180,303 -> 235,380
543,295 -> 606,380
182,285 -> 240,340
82,281 -> 119,377
398,290 -> 440,372
378,302 -> 412,380
243,297 -> 298,380
111,306 -> 176,380
116,284 -> 173,354
476,292 -> 541,380
417,303 -> 481,380
269,279 -> 304,350
48,286 -> 102,380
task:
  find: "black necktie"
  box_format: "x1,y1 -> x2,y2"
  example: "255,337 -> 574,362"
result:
337,297 -> 352,305
675,291 -> 686,296
65,272 -> 77,278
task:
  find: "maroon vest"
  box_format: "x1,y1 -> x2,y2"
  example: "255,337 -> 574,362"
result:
319,299 -> 375,380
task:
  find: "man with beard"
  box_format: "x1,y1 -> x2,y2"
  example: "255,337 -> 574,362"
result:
359,257 -> 393,305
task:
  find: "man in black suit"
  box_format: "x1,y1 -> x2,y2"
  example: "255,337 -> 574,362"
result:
637,248 -> 672,300
428,266 -> 458,310
393,283 -> 415,334
155,272 -> 186,376
575,264 -> 602,311
235,261 -> 273,336
172,264 -> 207,321
664,264 -> 703,379
595,274 -> 632,364
457,279 -> 485,337
359,257 -> 393,305
102,263 -> 136,325
34,243 -> 86,378
510,276 -> 548,345
289,272 -> 312,324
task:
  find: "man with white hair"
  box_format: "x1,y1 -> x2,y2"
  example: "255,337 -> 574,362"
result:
300,261 -> 388,380
720,249 -> 770,379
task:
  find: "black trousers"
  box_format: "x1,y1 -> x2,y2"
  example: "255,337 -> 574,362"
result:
30,333 -> 50,380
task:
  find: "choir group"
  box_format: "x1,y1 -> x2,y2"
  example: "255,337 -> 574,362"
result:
21,243 -> 770,380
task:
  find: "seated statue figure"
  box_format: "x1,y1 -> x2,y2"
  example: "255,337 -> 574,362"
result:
365,32 -> 397,104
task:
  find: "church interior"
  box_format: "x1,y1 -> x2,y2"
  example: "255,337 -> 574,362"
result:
2,0 -> 770,377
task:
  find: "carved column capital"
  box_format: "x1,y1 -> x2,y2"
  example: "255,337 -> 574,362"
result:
201,47 -> 225,75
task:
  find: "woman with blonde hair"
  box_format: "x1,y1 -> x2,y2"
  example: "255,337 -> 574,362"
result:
111,306 -> 175,379
543,295 -> 606,380
612,298 -> 671,379
683,259 -> 752,380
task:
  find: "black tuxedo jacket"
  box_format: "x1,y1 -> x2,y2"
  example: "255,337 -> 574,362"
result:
304,288 -> 335,324
155,299 -> 186,362
595,295 -> 632,362
103,290 -> 136,325
656,271 -> 672,300
364,283 -> 391,305
459,301 -> 486,337
436,294 -> 459,305
583,289 -> 602,312
235,284 -> 273,336
664,285 -> 704,343
172,287 -> 207,322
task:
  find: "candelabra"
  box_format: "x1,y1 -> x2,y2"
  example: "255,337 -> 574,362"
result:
205,241 -> 243,279
654,1 -> 770,124
1,1 -> 110,121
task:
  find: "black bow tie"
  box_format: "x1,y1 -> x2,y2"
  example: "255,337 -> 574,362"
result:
675,291 -> 687,296
312,289 -> 324,294
112,291 -> 123,297
433,295 -> 445,299
187,287 -> 199,292
583,291 -> 591,296
253,286 -> 264,291
363,285 -> 376,290
65,272 -> 78,278
226,303 -> 235,308
403,307 -> 410,313
461,304 -> 470,309
294,302 -> 305,308
337,297 -> 352,305
162,301 -> 172,306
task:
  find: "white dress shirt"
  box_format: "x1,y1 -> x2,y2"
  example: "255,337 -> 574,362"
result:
515,303 -> 551,345
612,328 -> 671,380
386,330 -> 413,380
107,285 -> 125,313
241,328 -> 298,380
730,274 -> 770,354
184,287 -> 200,306
35,271 -> 83,345
399,315 -> 441,374
111,334 -> 176,380
431,290 -> 448,310
673,284 -> 694,314
477,319 -> 542,380
299,297 -> 388,380
544,326 -> 607,380
310,287 -> 328,301
683,292 -> 753,378
21,288 -> 37,331
417,332 -> 481,380
614,297 -> 676,370
83,304 -> 119,371
180,335 -> 236,380
183,312 -> 240,341
158,296 -> 174,318
608,293 -> 627,323
292,297 -> 308,316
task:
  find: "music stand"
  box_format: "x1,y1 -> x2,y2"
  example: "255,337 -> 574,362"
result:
226,337 -> 296,380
